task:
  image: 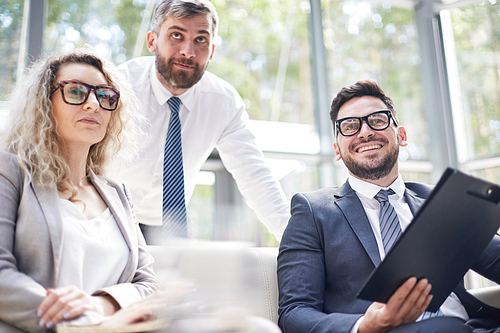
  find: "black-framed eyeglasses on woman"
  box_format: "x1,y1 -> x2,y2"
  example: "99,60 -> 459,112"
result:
51,80 -> 120,111
335,110 -> 398,137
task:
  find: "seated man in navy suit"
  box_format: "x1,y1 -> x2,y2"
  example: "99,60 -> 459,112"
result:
278,79 -> 500,333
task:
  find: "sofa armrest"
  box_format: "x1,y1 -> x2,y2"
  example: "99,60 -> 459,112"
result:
468,286 -> 500,308
250,247 -> 279,323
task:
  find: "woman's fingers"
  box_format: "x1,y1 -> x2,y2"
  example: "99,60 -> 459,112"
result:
38,286 -> 92,328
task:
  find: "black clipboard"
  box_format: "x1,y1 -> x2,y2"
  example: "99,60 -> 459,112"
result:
357,168 -> 500,312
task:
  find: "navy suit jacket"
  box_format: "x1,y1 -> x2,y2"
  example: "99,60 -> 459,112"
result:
278,180 -> 500,333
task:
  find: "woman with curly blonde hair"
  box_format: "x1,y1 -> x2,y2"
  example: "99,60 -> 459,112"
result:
0,48 -> 159,333
4,48 -> 142,196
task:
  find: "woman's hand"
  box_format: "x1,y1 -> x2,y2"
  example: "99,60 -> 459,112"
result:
37,286 -> 119,329
99,291 -> 166,326
100,281 -> 195,327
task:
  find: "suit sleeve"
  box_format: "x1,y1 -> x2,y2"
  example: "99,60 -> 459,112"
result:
472,233 -> 500,283
277,193 -> 362,333
0,152 -> 47,332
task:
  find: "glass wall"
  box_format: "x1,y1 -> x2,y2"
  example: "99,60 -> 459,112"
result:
19,0 -> 316,244
444,1 -> 500,184
210,0 -> 314,124
0,1 -> 24,101
0,0 -> 317,245
204,0 -> 317,244
44,0 -> 147,62
321,0 -> 432,184
2,0 -> 500,246
43,0 -> 316,125
443,2 -> 500,288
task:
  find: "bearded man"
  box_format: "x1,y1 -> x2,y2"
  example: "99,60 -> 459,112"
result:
114,0 -> 289,243
278,79 -> 500,333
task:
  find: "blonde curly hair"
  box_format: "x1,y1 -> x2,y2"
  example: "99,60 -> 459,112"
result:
3,48 -> 144,198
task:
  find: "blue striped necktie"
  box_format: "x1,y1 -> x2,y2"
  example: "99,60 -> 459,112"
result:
374,189 -> 401,253
375,189 -> 444,319
162,96 -> 187,239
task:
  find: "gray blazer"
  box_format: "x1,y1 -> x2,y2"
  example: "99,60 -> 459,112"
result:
0,150 -> 160,333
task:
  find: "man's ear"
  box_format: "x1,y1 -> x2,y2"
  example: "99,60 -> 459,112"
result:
208,43 -> 215,62
146,31 -> 157,53
333,142 -> 342,161
397,126 -> 408,147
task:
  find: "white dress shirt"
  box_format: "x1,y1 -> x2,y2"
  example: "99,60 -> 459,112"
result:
111,57 -> 290,240
348,175 -> 469,332
58,199 -> 129,293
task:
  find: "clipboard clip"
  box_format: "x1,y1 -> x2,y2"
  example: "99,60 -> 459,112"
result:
467,183 -> 500,204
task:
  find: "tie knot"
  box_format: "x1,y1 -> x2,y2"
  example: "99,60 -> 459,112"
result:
167,96 -> 182,114
374,189 -> 395,203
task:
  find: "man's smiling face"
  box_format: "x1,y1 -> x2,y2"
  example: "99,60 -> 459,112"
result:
333,95 -> 407,185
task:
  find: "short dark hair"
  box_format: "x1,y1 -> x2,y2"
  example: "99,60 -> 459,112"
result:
330,79 -> 398,128
151,0 -> 219,38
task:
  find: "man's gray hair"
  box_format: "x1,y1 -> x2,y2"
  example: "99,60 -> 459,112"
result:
151,0 -> 219,38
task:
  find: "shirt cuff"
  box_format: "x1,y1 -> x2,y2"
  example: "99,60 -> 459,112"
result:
350,316 -> 364,333
58,310 -> 104,327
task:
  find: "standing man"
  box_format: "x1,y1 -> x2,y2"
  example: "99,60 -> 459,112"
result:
278,79 -> 500,333
113,0 -> 289,243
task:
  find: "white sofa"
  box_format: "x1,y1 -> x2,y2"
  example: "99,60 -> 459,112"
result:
147,243 -> 500,325
147,243 -> 279,324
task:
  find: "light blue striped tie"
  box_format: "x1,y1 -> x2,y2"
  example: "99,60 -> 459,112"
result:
375,189 -> 401,253
162,96 -> 187,239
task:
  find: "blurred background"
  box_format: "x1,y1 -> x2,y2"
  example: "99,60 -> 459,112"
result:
0,0 -> 499,251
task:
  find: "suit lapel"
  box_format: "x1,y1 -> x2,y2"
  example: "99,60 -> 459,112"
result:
335,182 -> 381,267
32,172 -> 136,285
404,187 -> 426,215
90,173 -> 134,252
31,179 -> 64,284
90,173 -> 136,282
334,182 -> 428,267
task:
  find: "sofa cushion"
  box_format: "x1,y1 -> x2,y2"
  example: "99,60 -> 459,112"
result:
147,243 -> 279,323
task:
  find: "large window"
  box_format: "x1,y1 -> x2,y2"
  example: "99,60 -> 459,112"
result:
440,0 -> 500,288
43,0 -> 315,126
44,0 -> 147,62
211,0 -> 314,124
444,1 -> 500,184
0,1 -> 24,101
321,0 -> 431,184
3,0 -> 500,247
194,0 -> 318,244
42,0 -> 317,245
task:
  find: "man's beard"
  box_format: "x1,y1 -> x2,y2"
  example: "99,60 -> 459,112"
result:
339,137 -> 399,181
155,50 -> 206,89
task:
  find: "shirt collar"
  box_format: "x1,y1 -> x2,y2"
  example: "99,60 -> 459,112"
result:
348,174 -> 406,200
149,64 -> 197,113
